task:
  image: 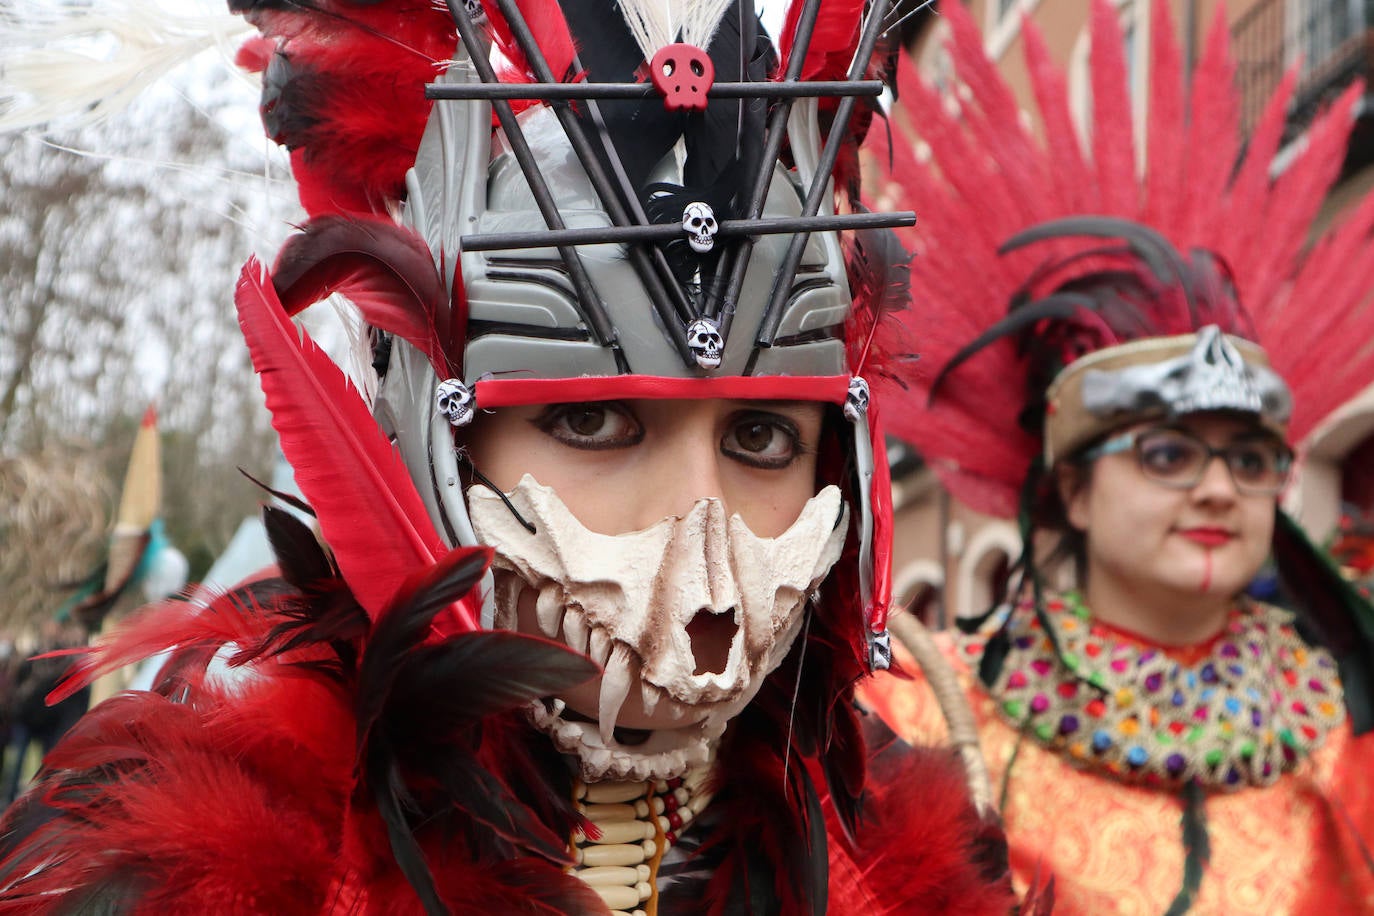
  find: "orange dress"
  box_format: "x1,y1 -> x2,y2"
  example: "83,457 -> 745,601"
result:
862,598 -> 1374,915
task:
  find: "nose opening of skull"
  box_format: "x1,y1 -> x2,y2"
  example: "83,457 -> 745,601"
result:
685,608 -> 737,676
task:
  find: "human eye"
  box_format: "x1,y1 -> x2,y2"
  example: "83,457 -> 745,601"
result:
1228,440 -> 1290,485
1138,431 -> 1200,477
1229,445 -> 1269,478
721,411 -> 804,470
532,402 -> 643,451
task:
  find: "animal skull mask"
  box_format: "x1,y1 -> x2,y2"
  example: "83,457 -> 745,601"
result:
468,475 -> 848,781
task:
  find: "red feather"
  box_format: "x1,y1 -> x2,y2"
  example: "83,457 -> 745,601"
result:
44,586 -> 280,705
1089,0 -> 1136,217
1140,0 -> 1184,231
779,0 -> 863,81
273,215 -> 456,378
234,259 -> 456,624
482,0 -> 579,84
231,2 -> 456,217
826,742 -> 1015,915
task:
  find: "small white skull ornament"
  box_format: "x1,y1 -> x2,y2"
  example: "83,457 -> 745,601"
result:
844,376 -> 870,422
682,202 -> 718,254
686,318 -> 724,369
869,629 -> 892,670
461,0 -> 486,23
435,377 -> 475,427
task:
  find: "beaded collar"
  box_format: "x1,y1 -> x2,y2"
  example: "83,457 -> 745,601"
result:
960,593 -> 1345,790
567,766 -> 714,916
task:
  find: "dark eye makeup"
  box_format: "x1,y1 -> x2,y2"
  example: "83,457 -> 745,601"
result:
529,402 -> 814,470
531,402 -> 645,450
721,410 -> 807,470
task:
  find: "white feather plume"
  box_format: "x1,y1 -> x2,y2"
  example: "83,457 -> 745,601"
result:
0,0 -> 249,132
616,0 -> 734,60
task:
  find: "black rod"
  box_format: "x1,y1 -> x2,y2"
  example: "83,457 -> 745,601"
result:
755,0 -> 894,347
425,79 -> 885,101
711,0 -> 826,335
443,0 -> 621,357
461,210 -> 915,251
488,0 -> 697,363
576,55 -> 696,325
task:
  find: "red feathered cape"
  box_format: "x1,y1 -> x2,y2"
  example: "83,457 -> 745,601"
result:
0,530 -> 1015,915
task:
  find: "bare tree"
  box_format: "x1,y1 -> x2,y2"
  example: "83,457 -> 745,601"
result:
0,58 -> 301,631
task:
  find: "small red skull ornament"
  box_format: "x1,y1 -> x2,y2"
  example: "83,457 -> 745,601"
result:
649,43 -> 714,113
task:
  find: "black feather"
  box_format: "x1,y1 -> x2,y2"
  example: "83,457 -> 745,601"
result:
929,293 -> 1098,399
239,466 -> 317,517
367,750 -> 449,916
262,504 -> 335,590
482,859 -> 612,913
388,632 -> 598,728
1272,509 -> 1374,734
1000,216 -> 1188,289
428,749 -> 572,862
1163,780 -> 1211,916
798,762 -> 829,915
354,548 -> 491,752
821,701 -> 867,841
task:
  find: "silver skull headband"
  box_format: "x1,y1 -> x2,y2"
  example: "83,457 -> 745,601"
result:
1045,326 -> 1292,463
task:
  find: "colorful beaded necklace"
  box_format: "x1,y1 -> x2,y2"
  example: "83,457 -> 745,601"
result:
961,592 -> 1345,790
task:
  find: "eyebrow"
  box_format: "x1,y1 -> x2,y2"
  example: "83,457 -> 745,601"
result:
1154,423 -> 1283,443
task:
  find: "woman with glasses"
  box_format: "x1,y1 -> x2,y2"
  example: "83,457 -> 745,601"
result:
862,2 -> 1374,913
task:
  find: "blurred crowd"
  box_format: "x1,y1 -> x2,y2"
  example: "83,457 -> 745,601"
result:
0,620 -> 92,808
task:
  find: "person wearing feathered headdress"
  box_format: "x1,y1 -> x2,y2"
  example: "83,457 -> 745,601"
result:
861,1 -> 1374,913
0,1 -> 1018,912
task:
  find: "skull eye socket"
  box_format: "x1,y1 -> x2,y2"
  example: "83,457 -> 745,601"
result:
690,59 -> 705,77
661,60 -> 675,77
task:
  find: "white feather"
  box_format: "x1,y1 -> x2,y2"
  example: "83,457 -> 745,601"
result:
616,0 -> 734,60
0,0 -> 249,133
328,295 -> 382,411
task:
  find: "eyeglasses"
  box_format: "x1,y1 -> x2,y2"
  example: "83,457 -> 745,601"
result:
1079,427 -> 1293,495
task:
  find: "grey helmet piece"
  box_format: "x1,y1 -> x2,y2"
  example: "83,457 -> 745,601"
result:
370,0 -> 910,658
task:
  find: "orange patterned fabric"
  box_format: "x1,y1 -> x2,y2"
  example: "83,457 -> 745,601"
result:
861,634 -> 1374,914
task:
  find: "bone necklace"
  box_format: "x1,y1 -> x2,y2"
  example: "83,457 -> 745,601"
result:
569,766 -> 714,916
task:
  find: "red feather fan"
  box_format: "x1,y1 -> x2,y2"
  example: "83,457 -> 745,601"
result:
867,0 -> 1374,517
0,516 -> 604,915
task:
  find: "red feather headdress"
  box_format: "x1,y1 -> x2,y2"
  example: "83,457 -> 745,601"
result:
869,0 -> 1374,518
